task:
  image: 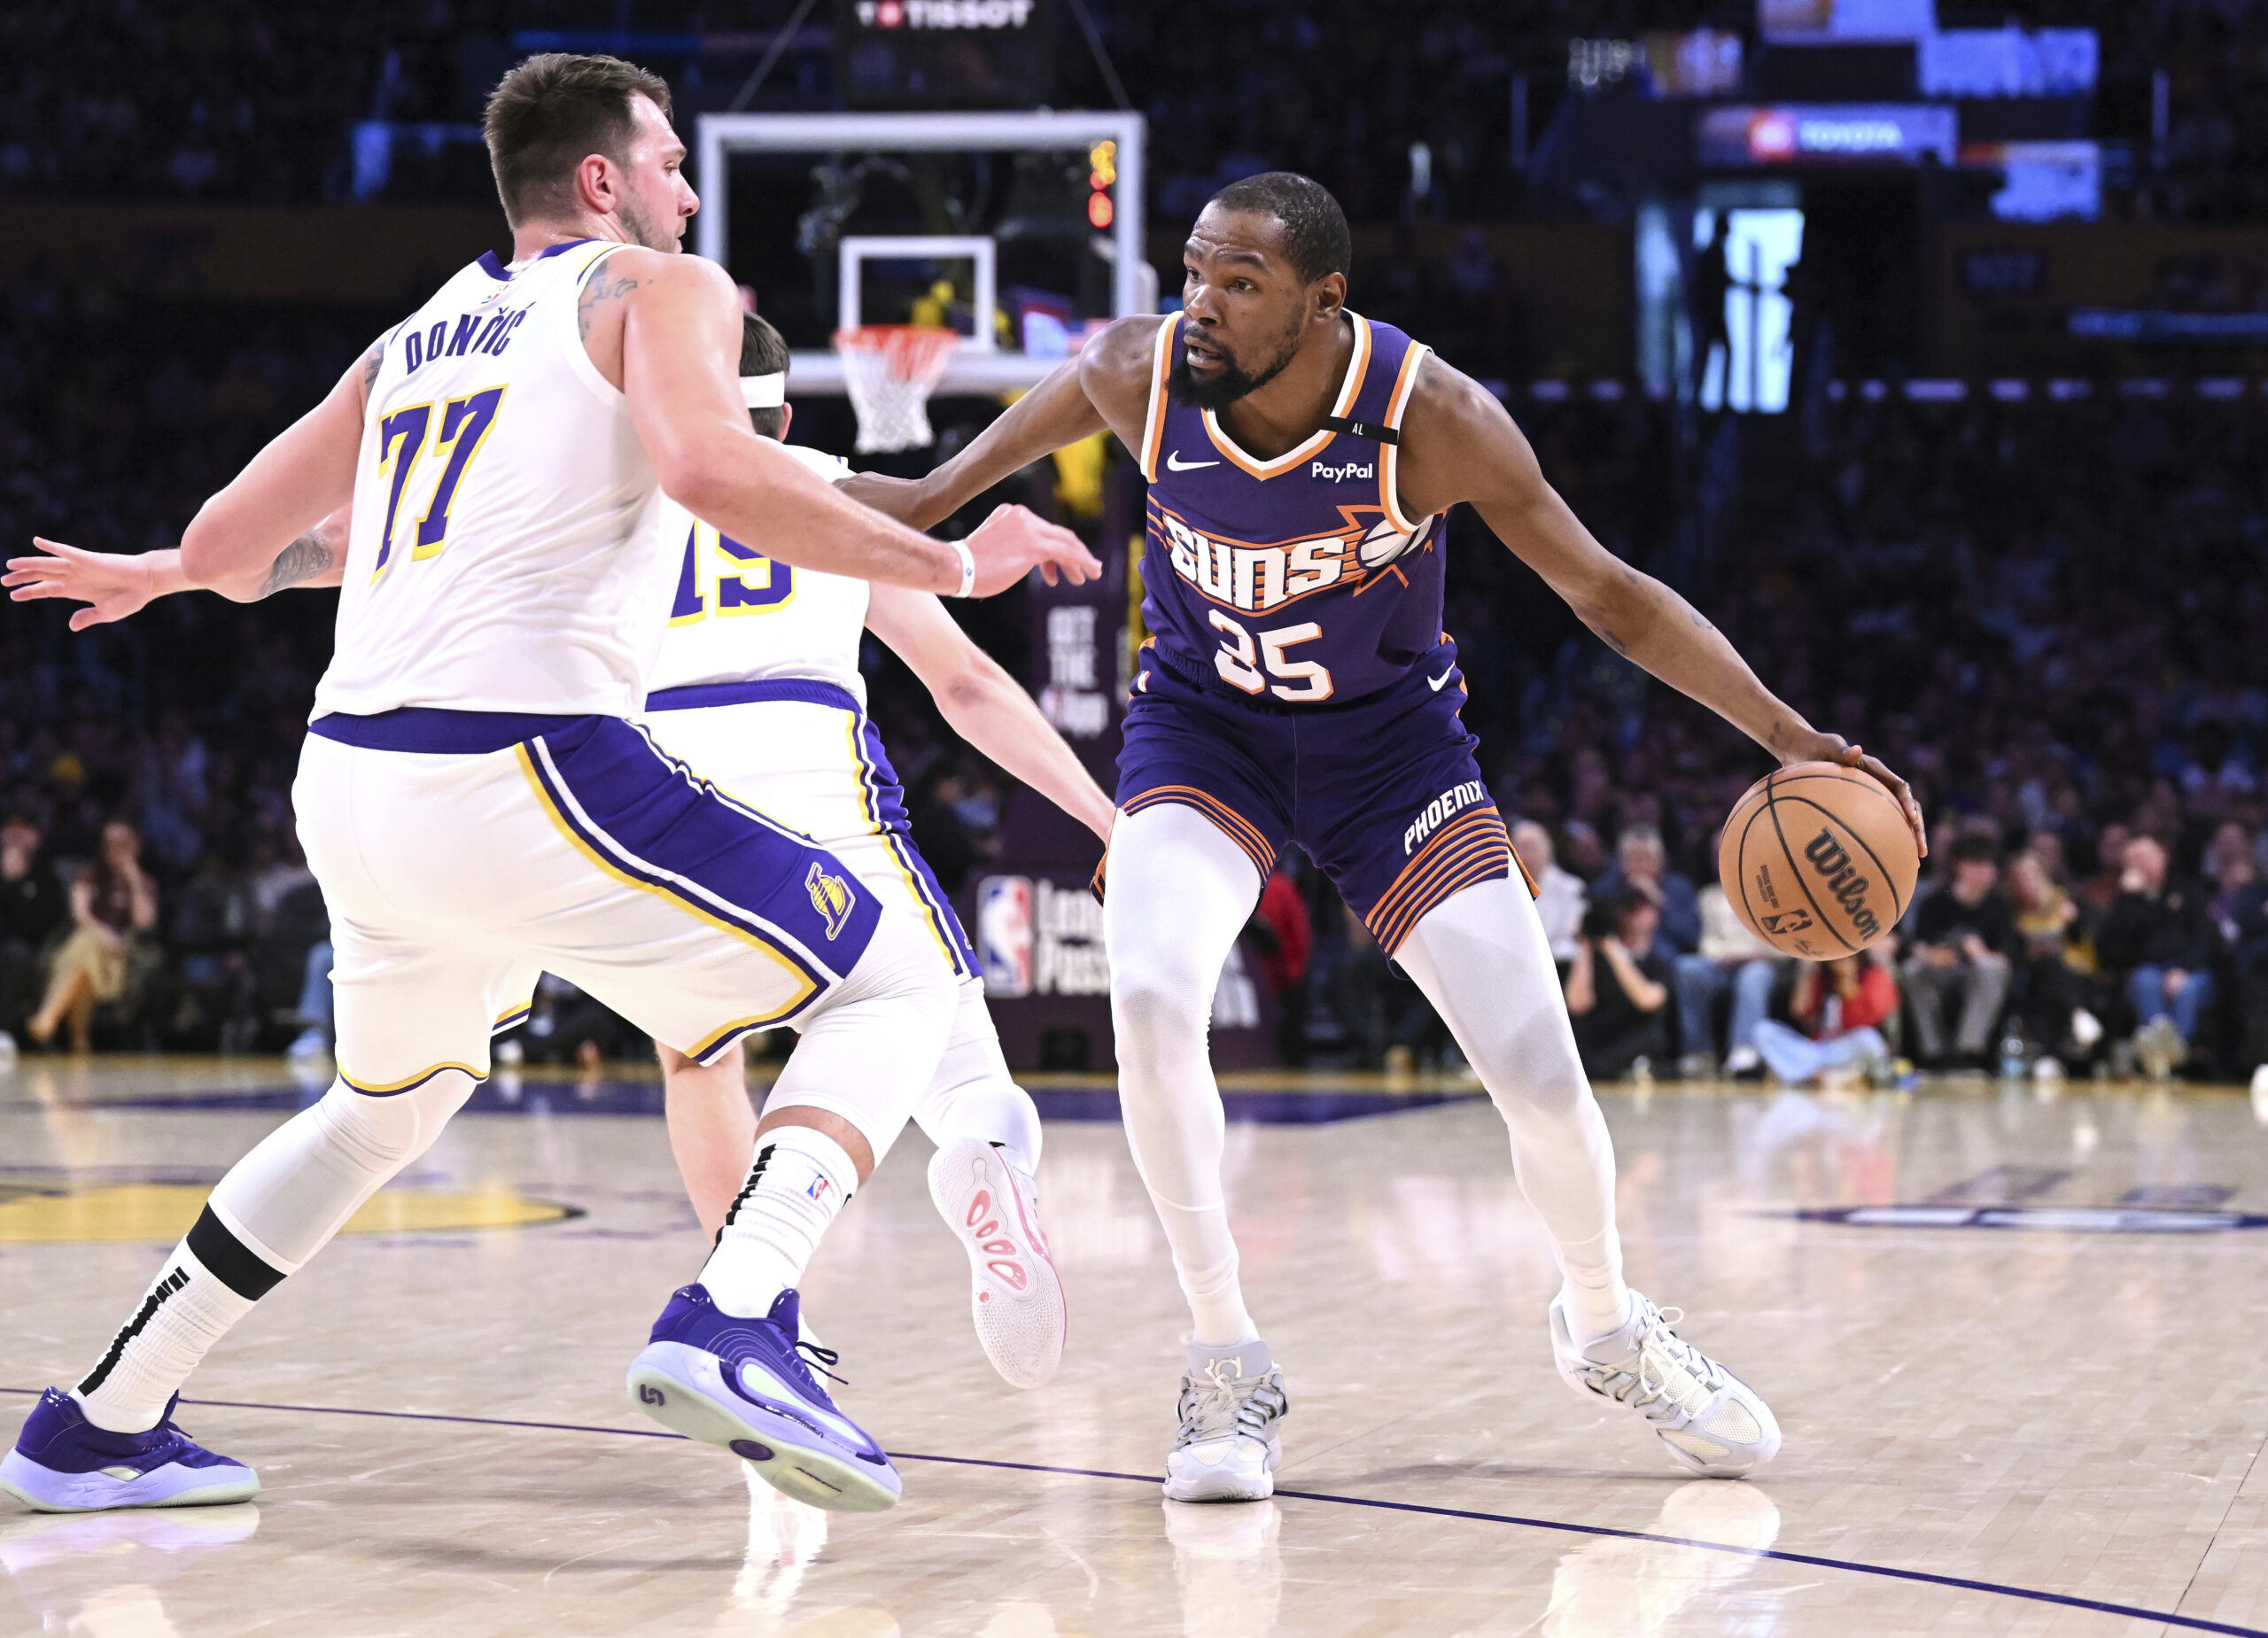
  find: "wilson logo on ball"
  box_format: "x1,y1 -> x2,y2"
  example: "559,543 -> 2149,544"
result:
1802,829 -> 1881,942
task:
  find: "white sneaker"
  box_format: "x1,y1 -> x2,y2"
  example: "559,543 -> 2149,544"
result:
1722,1045 -> 1761,1076
1164,1340 -> 1288,1502
926,1139 -> 1065,1390
1550,1291 -> 1781,1478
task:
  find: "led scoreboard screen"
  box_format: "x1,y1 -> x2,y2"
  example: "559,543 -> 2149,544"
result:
839,0 -> 1054,107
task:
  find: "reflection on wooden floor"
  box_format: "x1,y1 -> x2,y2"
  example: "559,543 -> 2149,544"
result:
4,1056 -> 2268,1635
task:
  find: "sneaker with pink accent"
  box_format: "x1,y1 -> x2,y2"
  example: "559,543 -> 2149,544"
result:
926,1139 -> 1066,1389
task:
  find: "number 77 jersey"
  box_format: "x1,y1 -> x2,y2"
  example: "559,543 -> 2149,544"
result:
314,240 -> 674,722
1133,311 -> 1449,709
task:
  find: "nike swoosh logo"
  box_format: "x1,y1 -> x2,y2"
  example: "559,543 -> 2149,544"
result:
1427,669 -> 1456,691
1164,451 -> 1219,471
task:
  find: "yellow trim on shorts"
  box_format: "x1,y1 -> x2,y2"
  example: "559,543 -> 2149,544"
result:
513,744 -> 819,1027
840,711 -> 967,975
338,1060 -> 486,1095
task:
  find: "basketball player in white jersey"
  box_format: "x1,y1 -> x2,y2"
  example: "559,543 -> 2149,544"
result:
7,311 -> 1113,1393
647,312 -> 1112,1387
0,52 -> 1099,1518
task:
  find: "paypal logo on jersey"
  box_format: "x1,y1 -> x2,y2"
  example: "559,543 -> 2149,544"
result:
1311,460 -> 1374,482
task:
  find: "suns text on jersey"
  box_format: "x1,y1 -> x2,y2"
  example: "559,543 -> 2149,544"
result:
1153,505 -> 1425,616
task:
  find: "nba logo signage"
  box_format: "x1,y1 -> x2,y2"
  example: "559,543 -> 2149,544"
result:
977,875 -> 1034,998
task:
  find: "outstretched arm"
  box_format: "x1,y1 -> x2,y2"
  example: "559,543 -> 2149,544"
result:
7,510 -> 348,629
841,317 -> 1154,530
864,583 -> 1115,842
175,346 -> 372,602
1401,357 -> 1927,856
617,253 -> 1099,597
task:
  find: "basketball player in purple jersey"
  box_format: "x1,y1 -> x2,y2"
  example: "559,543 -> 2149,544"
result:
850,173 -> 1927,1500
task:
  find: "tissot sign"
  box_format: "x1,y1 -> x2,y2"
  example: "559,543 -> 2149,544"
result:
1698,104 -> 1957,167
841,0 -> 1051,105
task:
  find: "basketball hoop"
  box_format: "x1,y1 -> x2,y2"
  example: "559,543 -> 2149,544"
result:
834,324 -> 958,454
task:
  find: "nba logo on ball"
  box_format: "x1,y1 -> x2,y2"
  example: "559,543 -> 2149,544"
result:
976,875 -> 1034,998
1719,762 -> 1918,960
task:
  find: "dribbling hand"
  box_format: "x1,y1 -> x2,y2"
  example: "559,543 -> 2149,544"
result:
4,539 -> 158,631
963,504 -> 1103,598
1781,731 -> 1929,858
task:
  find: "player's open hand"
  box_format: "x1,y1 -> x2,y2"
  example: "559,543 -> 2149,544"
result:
1783,732 -> 1929,858
4,539 -> 159,631
964,504 -> 1102,596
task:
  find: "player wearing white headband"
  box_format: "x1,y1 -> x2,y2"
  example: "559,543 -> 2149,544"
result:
641,312 -> 1109,1388
2,311 -> 1109,1395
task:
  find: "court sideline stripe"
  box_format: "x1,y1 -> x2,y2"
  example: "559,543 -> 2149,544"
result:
2,1386 -> 2258,1637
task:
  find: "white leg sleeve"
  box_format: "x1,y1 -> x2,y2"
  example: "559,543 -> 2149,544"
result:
208,1070 -> 479,1271
911,975 -> 1044,1170
1394,878 -> 1630,1339
1104,802 -> 1264,1347
74,1070 -> 478,1432
761,907 -> 958,1171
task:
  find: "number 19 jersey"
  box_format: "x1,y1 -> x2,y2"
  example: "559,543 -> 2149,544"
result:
313,239 -> 672,722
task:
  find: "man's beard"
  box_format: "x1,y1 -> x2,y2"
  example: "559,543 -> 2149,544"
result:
1166,323 -> 1301,410
617,195 -> 677,252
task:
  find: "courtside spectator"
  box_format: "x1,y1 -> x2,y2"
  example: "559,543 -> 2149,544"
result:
1564,889 -> 1671,1082
27,818 -> 156,1052
2005,850 -> 2106,1069
1899,835 -> 2016,1068
2099,834 -> 2216,1078
1511,819 -> 1586,968
0,814 -> 63,1044
1674,843 -> 1782,1078
1592,823 -> 1700,959
1752,952 -> 1899,1088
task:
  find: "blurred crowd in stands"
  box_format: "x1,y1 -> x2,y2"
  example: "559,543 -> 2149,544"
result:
8,2 -> 2268,229
4,239 -> 2268,1075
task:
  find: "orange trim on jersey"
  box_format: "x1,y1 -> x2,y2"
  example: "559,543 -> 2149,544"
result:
1379,339 -> 1433,535
1116,786 -> 1276,881
1139,316 -> 1177,482
1198,313 -> 1374,479
1366,806 -> 1518,953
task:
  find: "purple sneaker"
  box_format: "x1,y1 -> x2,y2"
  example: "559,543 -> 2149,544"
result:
1,1390 -> 258,1513
626,1285 -> 901,1513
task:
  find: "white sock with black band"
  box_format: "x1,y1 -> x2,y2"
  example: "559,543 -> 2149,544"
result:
699,1127 -> 859,1319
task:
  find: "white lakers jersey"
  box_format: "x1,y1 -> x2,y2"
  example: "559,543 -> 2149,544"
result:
643,445 -> 873,706
313,239 -> 672,720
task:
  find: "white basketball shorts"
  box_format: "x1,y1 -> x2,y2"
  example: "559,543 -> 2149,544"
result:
292,706 -> 937,1096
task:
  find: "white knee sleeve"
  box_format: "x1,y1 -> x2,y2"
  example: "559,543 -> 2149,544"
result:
763,908 -> 957,1167
207,1070 -> 478,1273
912,976 -> 1044,1169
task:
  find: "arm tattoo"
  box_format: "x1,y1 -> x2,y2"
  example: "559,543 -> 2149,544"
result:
258,530 -> 335,599
361,345 -> 383,393
579,270 -> 647,341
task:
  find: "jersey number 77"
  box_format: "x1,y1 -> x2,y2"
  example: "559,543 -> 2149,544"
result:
369,385 -> 508,582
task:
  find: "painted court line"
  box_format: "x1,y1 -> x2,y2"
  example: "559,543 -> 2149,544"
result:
3,1386 -> 2259,1636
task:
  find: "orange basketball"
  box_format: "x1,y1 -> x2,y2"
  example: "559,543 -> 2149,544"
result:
1718,762 -> 1918,960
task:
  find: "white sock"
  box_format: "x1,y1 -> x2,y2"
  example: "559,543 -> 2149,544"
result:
75,1235 -> 261,1433
699,1127 -> 858,1318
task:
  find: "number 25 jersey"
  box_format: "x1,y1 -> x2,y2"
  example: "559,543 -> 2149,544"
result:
313,239 -> 672,722
1133,311 -> 1448,708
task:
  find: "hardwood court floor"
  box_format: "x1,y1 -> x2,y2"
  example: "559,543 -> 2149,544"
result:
4,1057 -> 2268,1637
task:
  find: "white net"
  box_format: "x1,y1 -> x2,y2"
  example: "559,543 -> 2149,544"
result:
834,324 -> 959,454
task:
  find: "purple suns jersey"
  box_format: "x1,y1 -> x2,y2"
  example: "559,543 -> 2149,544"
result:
1134,312 -> 1449,707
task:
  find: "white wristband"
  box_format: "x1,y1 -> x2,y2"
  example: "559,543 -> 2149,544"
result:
949,539 -> 976,599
